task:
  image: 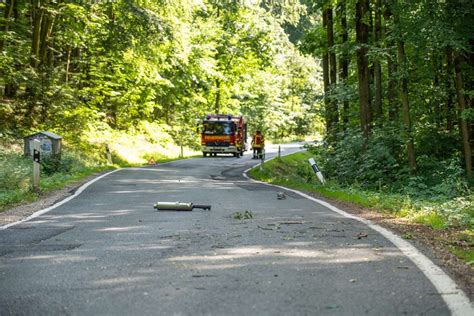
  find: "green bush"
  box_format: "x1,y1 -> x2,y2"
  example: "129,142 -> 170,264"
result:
0,150 -> 31,191
251,150 -> 473,229
309,126 -> 470,200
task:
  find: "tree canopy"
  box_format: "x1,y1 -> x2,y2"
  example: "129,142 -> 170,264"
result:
0,0 -> 321,146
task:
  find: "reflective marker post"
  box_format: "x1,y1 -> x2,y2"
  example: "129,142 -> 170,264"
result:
32,139 -> 41,192
308,157 -> 325,184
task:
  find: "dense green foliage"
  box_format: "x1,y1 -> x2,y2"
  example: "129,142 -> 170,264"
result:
1,0 -> 472,234
298,0 -> 473,182
0,0 -> 321,151
0,146 -> 109,209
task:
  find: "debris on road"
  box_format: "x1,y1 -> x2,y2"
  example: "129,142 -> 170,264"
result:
354,232 -> 368,239
154,202 -> 211,211
192,274 -> 217,278
277,192 -> 286,200
233,210 -> 253,220
279,220 -> 307,225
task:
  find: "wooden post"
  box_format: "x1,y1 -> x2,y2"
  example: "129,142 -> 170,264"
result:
105,144 -> 113,165
32,139 -> 40,192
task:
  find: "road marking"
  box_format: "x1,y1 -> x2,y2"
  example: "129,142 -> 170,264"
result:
4,147 -> 468,313
0,169 -> 122,230
242,166 -> 473,315
0,157 -> 203,230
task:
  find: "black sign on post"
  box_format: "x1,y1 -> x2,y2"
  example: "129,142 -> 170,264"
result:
33,149 -> 40,163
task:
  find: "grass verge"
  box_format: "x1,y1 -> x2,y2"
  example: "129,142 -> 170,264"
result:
248,151 -> 473,265
0,151 -> 197,212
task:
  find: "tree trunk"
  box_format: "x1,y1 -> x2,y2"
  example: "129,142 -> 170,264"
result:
432,53 -> 441,127
214,79 -> 221,113
327,8 -> 337,88
0,0 -> 15,52
39,12 -> 55,67
31,0 -> 44,68
397,40 -> 417,171
322,10 -> 330,133
1,0 -> 17,97
356,0 -> 371,137
373,0 -> 383,120
384,2 -> 398,120
65,47 -> 71,83
326,6 -> 338,141
446,46 -> 455,131
337,0 -> 349,130
453,53 -> 472,178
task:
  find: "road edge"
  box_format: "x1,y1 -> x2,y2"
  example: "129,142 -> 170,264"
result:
0,158 -> 199,230
0,169 -> 121,230
242,163 -> 473,316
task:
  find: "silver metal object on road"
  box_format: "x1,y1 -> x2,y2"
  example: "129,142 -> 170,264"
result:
154,202 -> 211,211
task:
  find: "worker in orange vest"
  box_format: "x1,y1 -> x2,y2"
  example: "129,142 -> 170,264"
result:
251,130 -> 265,159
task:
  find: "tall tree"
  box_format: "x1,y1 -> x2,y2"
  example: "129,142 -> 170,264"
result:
394,1 -> 416,171
336,0 -> 349,129
383,1 -> 398,120
373,0 -> 383,120
322,8 -> 330,134
325,4 -> 338,142
453,53 -> 472,178
355,0 -> 371,137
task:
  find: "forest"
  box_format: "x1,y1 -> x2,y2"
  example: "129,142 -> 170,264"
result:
0,1 -> 473,228
0,0 -> 320,150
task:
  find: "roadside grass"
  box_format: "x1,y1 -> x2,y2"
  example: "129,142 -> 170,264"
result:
0,148 -> 197,212
248,151 -> 474,264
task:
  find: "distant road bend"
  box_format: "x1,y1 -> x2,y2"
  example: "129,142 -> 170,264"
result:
0,144 -> 471,315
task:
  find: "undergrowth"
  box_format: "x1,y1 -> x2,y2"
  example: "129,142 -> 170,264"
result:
249,151 -> 473,229
0,122 -> 199,211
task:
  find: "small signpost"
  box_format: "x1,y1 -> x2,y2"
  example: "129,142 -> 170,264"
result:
105,144 -> 113,165
32,139 -> 40,192
278,145 -> 281,158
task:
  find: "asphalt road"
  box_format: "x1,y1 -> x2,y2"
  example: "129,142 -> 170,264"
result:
0,144 -> 458,315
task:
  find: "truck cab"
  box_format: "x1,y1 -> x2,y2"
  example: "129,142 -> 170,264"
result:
200,114 -> 247,157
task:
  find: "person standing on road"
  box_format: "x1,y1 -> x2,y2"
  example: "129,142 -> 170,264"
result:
251,130 -> 265,159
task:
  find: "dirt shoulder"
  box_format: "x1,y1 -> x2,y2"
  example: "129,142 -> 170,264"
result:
0,171 -> 109,227
305,191 -> 474,301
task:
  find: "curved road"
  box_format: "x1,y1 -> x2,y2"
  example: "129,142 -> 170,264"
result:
0,144 -> 468,315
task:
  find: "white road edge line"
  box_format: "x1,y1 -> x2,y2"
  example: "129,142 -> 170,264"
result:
0,157 -> 197,230
1,150 -> 471,314
0,169 -> 121,230
242,157 -> 473,316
